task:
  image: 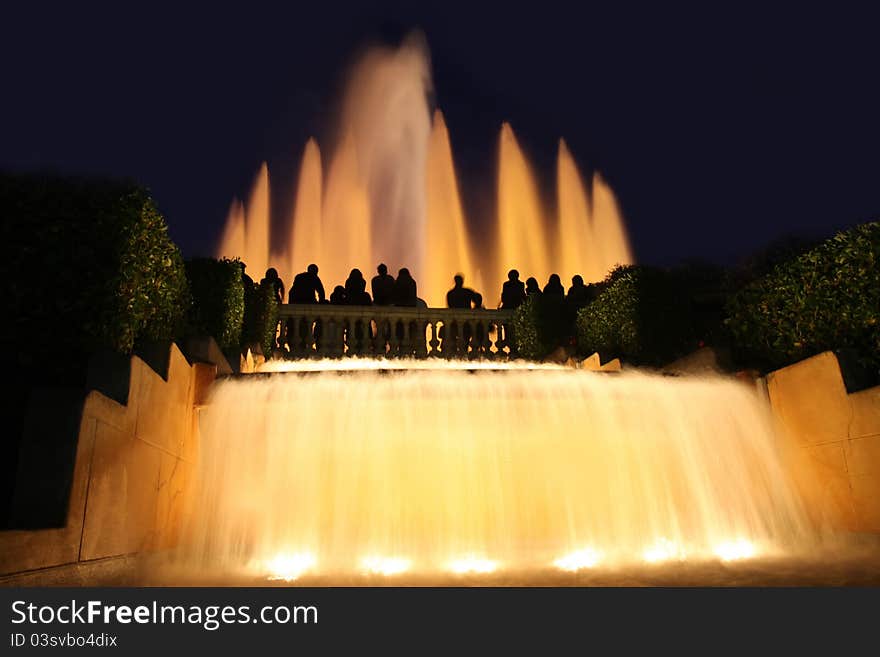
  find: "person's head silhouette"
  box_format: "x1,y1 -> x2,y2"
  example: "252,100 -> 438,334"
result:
549,273 -> 561,286
508,269 -> 520,281
399,268 -> 410,279
453,274 -> 464,288
526,277 -> 539,292
349,268 -> 363,280
265,267 -> 278,280
377,263 -> 388,276
473,292 -> 483,308
572,274 -> 584,287
307,264 -> 319,276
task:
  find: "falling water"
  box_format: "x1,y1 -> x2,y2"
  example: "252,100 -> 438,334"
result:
178,366 -> 816,581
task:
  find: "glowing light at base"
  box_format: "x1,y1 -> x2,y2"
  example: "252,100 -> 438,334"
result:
713,540 -> 757,562
642,538 -> 688,564
554,548 -> 603,571
448,557 -> 498,574
360,556 -> 412,576
264,553 -> 317,581
177,363 -> 816,582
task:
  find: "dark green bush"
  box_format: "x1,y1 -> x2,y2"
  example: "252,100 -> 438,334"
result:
242,279 -> 279,358
0,173 -> 189,381
726,221 -> 880,373
575,265 -> 704,366
512,295 -> 568,360
184,258 -> 245,351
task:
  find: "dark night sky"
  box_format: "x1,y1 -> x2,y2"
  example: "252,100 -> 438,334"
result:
3,3 -> 879,269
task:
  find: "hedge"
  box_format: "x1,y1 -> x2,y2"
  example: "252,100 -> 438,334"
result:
512,295 -> 569,360
0,173 -> 189,381
725,221 -> 880,374
575,265 -> 705,366
184,257 -> 245,351
242,279 -> 279,358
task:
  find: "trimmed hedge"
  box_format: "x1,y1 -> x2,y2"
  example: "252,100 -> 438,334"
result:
726,221 -> 880,373
575,265 -> 705,366
0,173 -> 189,381
242,279 -> 279,358
512,295 -> 568,360
184,258 -> 245,351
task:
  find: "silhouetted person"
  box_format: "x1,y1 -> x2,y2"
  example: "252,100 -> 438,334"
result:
345,268 -> 372,306
371,263 -> 395,306
239,261 -> 255,291
260,267 -> 285,305
392,268 -> 418,307
289,263 -> 325,304
525,277 -> 542,298
288,264 -> 325,351
566,275 -> 590,308
329,285 -> 347,305
446,274 -> 478,309
500,269 -> 527,310
543,273 -> 565,300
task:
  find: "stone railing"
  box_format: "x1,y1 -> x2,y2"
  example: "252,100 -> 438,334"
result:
276,304 -> 517,359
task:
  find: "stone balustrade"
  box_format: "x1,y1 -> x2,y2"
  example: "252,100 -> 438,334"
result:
276,304 -> 517,359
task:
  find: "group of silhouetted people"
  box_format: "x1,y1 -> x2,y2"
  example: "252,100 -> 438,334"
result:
500,269 -> 593,315
271,263 -> 424,309
246,261 -> 595,354
251,262 -> 593,315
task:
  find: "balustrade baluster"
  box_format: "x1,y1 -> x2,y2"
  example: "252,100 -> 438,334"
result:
276,307 -> 513,361
428,320 -> 439,357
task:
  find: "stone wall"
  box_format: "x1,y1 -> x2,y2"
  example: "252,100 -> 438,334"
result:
0,344 -> 215,576
766,351 -> 880,533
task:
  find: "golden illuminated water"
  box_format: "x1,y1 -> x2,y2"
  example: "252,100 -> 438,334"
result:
217,164 -> 270,281
558,139 -> 603,282
425,110 -> 481,304
214,37 -> 633,306
178,364 -> 817,582
494,122 -> 552,300
321,130 -> 372,288
285,138 -> 323,286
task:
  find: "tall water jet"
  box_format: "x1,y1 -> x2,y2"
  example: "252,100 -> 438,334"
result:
322,130 -> 372,288
497,123 -> 551,299
216,198 -> 246,266
340,32 -> 432,282
243,163 -> 270,280
557,139 -> 603,283
591,171 -> 633,275
424,110 -> 480,307
287,138 -> 323,284
179,367 -> 816,580
214,36 -> 636,305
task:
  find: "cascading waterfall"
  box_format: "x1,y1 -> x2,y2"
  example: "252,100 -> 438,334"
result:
176,365 -> 816,581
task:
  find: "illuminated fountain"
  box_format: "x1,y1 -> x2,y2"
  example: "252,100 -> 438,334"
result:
175,364 -> 820,582
199,35 -> 837,586
216,36 -> 633,306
